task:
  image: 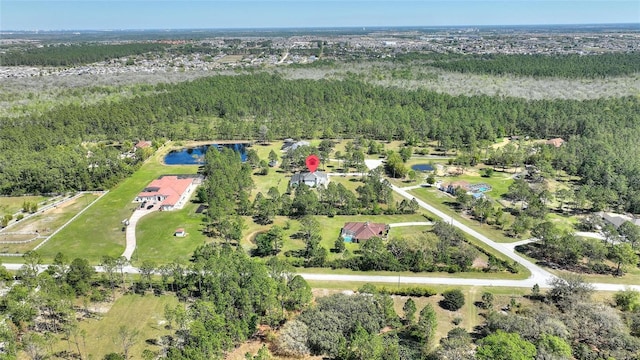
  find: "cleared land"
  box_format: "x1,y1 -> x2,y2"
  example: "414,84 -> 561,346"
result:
0,193 -> 99,256
0,195 -> 47,215
53,294 -> 179,359
35,149 -> 199,263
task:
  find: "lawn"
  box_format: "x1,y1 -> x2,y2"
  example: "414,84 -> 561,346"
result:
53,294 -> 179,359
409,187 -> 517,243
0,195 -> 48,215
0,193 -> 99,257
133,202 -> 210,265
546,212 -> 580,232
241,213 -> 430,261
440,170 -> 515,200
36,149 -> 199,263
317,214 -> 429,255
388,225 -> 432,239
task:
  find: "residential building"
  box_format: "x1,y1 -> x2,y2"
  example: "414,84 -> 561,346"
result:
135,175 -> 198,211
290,171 -> 330,188
341,222 -> 389,243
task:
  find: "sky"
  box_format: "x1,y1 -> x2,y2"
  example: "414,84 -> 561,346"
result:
1,1 -> 638,31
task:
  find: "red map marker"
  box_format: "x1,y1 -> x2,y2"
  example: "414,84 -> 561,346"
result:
305,154 -> 320,173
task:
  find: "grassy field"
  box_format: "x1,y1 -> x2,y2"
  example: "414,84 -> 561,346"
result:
36,148 -> 199,263
0,193 -> 99,257
0,195 -> 48,215
242,213 -> 430,261
409,187 -> 517,243
133,202 -> 210,265
53,294 -> 179,359
300,265 -> 528,280
388,225 -> 432,238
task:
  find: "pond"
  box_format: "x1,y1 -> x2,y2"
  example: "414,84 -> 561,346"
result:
164,143 -> 248,165
411,163 -> 434,172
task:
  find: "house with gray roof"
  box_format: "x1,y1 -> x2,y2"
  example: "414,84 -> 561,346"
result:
598,212 -> 640,228
290,171 -> 329,188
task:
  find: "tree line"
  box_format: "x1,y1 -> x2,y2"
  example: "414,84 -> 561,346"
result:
0,245 -> 314,359
395,52 -> 640,78
2,73 -> 640,212
0,42 -> 169,66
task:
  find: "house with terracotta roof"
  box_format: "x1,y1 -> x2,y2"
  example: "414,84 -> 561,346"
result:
341,221 -> 389,243
546,138 -> 565,148
134,175 -> 198,211
135,140 -> 152,150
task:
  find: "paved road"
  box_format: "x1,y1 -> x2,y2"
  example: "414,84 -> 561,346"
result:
390,183 -> 557,287
575,231 -> 605,240
3,263 -> 637,292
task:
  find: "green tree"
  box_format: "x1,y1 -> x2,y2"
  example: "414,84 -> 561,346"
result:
481,291 -> 494,309
476,330 -> 536,360
66,258 -> 94,295
618,221 -> 640,249
402,298 -> 417,324
441,289 -> 465,311
614,288 -> 640,312
384,151 -> 407,178
609,242 -> 639,275
413,303 -> 437,346
333,237 -> 345,253
537,334 -> 572,360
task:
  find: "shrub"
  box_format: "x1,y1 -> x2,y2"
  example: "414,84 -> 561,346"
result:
440,289 -> 465,311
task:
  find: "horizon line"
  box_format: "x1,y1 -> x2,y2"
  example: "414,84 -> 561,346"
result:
3,22 -> 639,32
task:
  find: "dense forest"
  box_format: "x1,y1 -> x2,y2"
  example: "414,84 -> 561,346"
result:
396,52 -> 640,78
0,43 -> 169,66
1,73 -> 639,212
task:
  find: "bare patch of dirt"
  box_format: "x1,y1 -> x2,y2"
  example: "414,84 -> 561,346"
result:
473,257 -> 488,269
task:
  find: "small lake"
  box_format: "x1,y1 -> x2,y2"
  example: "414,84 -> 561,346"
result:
411,163 -> 434,172
164,143 -> 248,165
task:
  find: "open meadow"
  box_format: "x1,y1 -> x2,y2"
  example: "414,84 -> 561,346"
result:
34,147 -> 199,263
0,193 -> 99,257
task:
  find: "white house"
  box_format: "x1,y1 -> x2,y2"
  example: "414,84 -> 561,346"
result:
290,171 -> 330,188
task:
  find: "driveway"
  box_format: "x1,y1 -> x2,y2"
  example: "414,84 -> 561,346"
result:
122,207 -> 155,260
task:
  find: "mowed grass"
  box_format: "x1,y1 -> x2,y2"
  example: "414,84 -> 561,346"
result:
409,187 -> 517,243
388,225 -> 432,238
37,150 -> 199,264
241,214 -> 430,261
441,170 -> 515,199
133,202 -> 209,265
0,195 -> 47,215
0,193 -> 99,257
56,294 -> 179,359
317,214 -> 428,256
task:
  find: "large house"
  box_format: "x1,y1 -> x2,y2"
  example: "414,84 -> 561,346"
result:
282,139 -> 310,152
598,212 -> 640,228
341,222 -> 389,243
290,171 -> 330,188
135,175 -> 198,211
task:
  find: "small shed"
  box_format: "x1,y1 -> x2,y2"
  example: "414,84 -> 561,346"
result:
174,228 -> 186,237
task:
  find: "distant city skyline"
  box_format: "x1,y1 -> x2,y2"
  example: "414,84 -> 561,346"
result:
1,1 -> 638,31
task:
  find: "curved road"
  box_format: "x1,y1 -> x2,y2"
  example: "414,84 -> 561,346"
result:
390,183 -> 556,287
122,207 -> 155,260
